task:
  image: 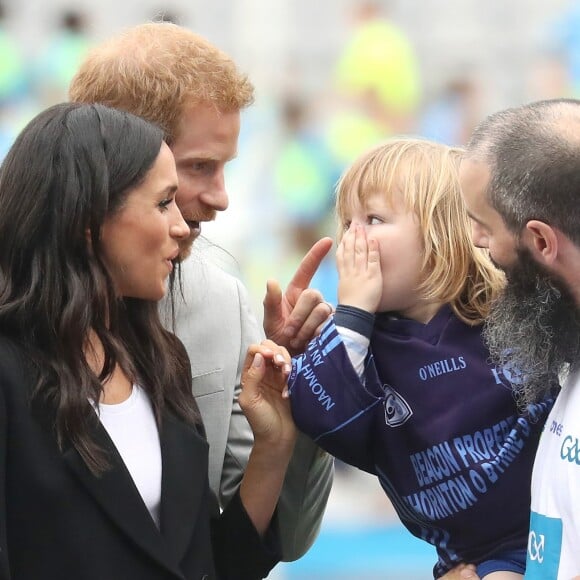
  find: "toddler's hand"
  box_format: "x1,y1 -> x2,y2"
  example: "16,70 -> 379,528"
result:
337,223 -> 382,313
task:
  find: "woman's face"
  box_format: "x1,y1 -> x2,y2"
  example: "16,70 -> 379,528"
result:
100,142 -> 189,301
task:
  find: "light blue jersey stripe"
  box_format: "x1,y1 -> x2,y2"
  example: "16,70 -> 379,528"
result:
314,398 -> 383,443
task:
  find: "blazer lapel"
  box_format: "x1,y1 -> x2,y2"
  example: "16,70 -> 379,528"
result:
158,411 -> 210,563
62,418 -> 186,579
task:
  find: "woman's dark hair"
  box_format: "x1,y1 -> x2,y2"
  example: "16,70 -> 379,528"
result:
0,102 -> 199,473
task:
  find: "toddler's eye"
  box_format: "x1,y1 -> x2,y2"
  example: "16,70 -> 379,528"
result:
369,216 -> 383,225
342,220 -> 351,232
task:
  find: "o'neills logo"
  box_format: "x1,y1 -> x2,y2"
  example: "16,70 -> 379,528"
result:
418,357 -> 466,381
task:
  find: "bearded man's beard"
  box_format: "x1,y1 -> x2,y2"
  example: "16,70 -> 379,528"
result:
483,248 -> 580,408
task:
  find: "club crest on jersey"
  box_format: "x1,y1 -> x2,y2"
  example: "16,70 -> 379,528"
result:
383,385 -> 413,427
491,349 -> 526,390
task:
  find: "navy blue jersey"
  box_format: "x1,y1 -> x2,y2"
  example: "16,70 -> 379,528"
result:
288,305 -> 554,577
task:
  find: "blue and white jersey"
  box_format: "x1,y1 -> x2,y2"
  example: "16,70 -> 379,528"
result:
289,305 -> 554,577
526,366 -> 580,580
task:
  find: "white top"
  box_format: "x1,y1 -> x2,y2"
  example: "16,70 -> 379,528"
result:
98,384 -> 162,527
526,366 -> 580,579
336,325 -> 369,378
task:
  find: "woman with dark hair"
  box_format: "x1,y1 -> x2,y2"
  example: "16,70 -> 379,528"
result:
0,102 -> 296,579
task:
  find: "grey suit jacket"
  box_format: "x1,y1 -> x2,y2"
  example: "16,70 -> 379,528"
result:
165,247 -> 333,561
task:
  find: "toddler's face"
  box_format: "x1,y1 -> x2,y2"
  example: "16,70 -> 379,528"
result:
340,190 -> 436,322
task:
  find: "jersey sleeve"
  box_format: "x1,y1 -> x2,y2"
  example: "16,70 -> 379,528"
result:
288,317 -> 385,473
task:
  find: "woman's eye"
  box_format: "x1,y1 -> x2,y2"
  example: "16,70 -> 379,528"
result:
159,198 -> 173,211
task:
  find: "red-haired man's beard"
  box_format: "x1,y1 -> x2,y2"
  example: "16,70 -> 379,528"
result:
177,208 -> 217,260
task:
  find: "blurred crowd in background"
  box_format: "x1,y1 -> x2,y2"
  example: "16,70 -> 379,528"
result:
1,0 -> 580,311
1,0 -> 580,576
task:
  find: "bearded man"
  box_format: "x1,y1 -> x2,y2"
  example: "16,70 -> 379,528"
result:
459,98 -> 580,580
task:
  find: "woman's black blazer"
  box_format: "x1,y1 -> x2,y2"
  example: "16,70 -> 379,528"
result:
0,335 -> 278,580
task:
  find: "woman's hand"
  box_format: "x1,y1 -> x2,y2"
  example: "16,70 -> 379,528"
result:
239,340 -> 297,449
239,340 -> 299,535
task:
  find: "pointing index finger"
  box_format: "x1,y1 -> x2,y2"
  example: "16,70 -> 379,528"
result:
287,237 -> 333,291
